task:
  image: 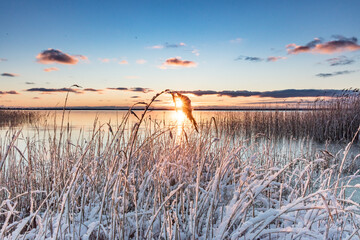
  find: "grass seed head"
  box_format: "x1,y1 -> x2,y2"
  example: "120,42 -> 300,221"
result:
176,92 -> 198,132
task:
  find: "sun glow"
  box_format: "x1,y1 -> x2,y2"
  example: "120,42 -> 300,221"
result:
175,97 -> 183,110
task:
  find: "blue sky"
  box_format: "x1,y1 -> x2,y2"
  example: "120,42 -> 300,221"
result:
1,0 -> 360,107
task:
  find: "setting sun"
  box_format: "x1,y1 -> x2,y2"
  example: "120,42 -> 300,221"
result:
175,97 -> 183,110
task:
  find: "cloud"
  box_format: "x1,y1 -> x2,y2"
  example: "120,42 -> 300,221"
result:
136,59 -> 147,64
192,49 -> 200,56
119,60 -> 128,64
148,42 -> 186,49
0,58 -> 7,62
36,49 -> 83,64
316,70 -> 356,78
0,90 -> 19,95
236,55 -> 286,62
107,87 -> 153,93
99,58 -> 111,63
74,55 -> 88,61
107,87 -> 128,91
83,88 -> 103,93
25,82 -> 35,85
131,96 -> 140,98
179,89 -> 344,98
1,73 -> 18,77
149,45 -> 164,49
130,87 -> 153,93
243,56 -> 262,62
326,56 -> 355,66
230,38 -> 242,43
160,57 -> 197,69
44,67 -> 59,72
25,87 -> 82,94
165,42 -> 186,48
267,56 -> 287,62
33,97 -> 40,100
287,36 -> 360,54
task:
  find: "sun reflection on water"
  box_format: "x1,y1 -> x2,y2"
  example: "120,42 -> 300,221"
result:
175,110 -> 185,138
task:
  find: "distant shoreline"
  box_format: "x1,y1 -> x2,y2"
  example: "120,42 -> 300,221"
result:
1,107 -> 322,111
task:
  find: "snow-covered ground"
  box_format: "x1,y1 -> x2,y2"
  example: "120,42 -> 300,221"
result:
1,114 -> 360,239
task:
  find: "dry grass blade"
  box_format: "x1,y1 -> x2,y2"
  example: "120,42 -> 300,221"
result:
176,93 -> 198,132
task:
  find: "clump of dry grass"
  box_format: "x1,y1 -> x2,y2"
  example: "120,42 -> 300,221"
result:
0,109 -> 40,127
216,90 -> 360,143
172,92 -> 198,132
0,90 -> 360,239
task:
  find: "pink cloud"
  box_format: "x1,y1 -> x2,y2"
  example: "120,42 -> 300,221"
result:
36,49 -> 82,64
0,90 -> 19,95
287,36 -> 360,55
160,57 -> 197,69
119,60 -> 128,64
99,58 -> 110,63
267,56 -> 287,62
44,67 -> 59,72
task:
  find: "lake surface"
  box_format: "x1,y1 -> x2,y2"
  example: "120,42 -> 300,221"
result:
2,110 -> 359,158
1,109 -> 360,201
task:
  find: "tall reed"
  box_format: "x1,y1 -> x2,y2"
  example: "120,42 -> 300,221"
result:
0,90 -> 359,239
216,90 -> 360,143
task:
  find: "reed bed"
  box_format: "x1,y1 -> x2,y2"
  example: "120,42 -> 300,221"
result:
217,91 -> 360,143
1,91 -> 360,239
0,110 -> 40,128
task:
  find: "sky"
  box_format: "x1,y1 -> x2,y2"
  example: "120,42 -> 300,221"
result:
0,0 -> 360,108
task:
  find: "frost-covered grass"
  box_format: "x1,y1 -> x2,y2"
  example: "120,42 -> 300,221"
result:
217,90 -> 360,143
1,99 -> 360,239
0,110 -> 40,128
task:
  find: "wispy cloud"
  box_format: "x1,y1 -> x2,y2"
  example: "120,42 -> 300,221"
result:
179,89 -> 344,98
83,88 -> 103,93
136,59 -> 147,64
287,36 -> 360,54
1,73 -> 18,77
119,60 -> 128,64
107,87 -> 153,93
316,70 -> 356,78
0,58 -> 7,62
44,67 -> 59,72
33,97 -> 40,100
25,87 -> 82,94
25,82 -> 35,85
192,49 -> 200,56
99,58 -> 111,63
326,56 -> 355,66
236,56 -> 263,62
148,42 -> 186,49
160,57 -> 197,69
107,87 -> 128,91
267,56 -> 287,62
74,55 -> 88,61
0,90 -> 19,95
36,49 -> 86,65
230,38 -> 242,43
236,55 -> 286,62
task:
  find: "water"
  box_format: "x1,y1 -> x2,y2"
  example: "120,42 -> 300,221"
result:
1,110 -> 360,202
1,110 -> 359,156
